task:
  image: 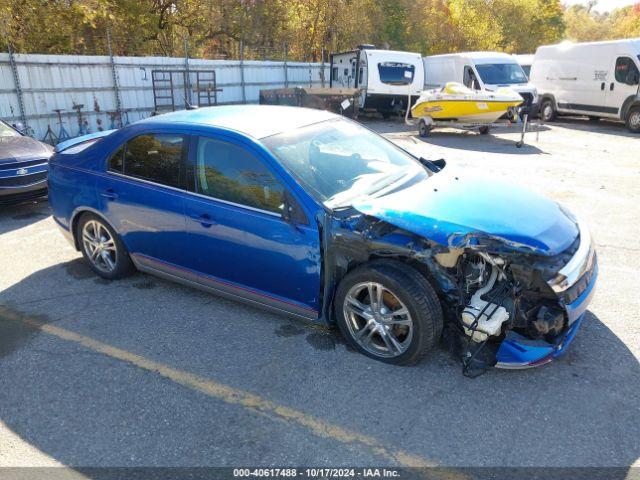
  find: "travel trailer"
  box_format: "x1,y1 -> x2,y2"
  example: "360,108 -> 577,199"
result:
530,39 -> 640,132
423,52 -> 538,112
513,54 -> 534,79
330,45 -> 424,116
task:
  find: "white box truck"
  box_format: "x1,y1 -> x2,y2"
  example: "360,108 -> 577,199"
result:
530,39 -> 640,132
330,45 -> 424,117
423,52 -> 538,113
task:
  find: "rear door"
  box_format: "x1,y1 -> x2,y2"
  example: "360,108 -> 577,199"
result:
183,134 -> 321,316
98,131 -> 189,266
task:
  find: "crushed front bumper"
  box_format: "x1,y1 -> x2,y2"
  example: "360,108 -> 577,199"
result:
496,221 -> 598,369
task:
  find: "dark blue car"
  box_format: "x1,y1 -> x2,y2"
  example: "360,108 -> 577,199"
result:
0,120 -> 52,204
48,106 -> 597,376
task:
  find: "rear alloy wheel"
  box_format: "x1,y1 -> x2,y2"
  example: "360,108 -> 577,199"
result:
78,214 -> 134,280
626,106 -> 640,133
540,99 -> 556,122
335,261 -> 443,365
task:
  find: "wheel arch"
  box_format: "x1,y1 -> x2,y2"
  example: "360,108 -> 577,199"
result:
325,254 -> 444,324
621,96 -> 640,121
539,94 -> 557,110
70,207 -> 118,251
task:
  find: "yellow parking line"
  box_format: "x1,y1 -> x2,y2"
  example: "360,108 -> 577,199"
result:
3,306 -> 465,477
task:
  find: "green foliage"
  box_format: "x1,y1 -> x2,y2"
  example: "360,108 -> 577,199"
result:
0,0 -> 636,58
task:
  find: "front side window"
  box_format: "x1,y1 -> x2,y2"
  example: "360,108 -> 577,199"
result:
195,137 -> 284,214
475,63 -> 528,85
262,118 -> 427,209
615,57 -> 640,85
110,134 -> 184,188
377,62 -> 415,85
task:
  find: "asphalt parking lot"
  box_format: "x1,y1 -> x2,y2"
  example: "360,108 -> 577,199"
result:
0,117 -> 638,473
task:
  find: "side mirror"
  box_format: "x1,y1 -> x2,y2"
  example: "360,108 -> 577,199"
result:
282,190 -> 309,226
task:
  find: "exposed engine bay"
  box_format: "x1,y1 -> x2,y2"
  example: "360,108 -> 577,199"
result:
443,249 -> 569,377
320,207 -> 593,377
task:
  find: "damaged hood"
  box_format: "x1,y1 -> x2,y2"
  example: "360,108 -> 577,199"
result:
352,171 -> 578,256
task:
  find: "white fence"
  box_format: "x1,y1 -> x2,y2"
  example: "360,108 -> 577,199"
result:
0,52 -> 329,142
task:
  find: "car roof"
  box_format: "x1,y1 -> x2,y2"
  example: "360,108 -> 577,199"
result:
139,105 -> 337,139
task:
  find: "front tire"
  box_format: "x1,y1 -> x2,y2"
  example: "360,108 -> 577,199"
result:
334,261 -> 443,365
626,106 -> 640,133
540,98 -> 556,122
77,213 -> 134,280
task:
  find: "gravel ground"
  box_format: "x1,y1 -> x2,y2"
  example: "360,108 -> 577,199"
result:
0,117 -> 638,474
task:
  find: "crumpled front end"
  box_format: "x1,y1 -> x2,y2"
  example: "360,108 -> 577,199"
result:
494,220 -> 598,369
434,218 -> 597,376
322,203 -> 597,377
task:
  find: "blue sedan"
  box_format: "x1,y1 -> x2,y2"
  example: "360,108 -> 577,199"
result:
48,106 -> 597,376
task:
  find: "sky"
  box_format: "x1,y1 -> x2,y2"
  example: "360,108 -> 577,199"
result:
563,0 -> 638,12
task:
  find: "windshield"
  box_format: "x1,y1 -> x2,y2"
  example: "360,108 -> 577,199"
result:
475,63 -> 528,85
0,121 -> 20,138
262,118 -> 427,208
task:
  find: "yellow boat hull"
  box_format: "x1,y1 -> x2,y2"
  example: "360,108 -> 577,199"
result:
411,99 -> 522,122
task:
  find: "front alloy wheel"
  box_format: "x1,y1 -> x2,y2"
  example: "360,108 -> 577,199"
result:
344,282 -> 413,358
335,260 -> 443,365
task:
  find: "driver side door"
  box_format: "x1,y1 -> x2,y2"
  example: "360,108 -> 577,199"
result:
183,134 -> 321,318
605,56 -> 640,118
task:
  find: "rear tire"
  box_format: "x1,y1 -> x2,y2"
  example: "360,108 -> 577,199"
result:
77,213 -> 134,280
588,116 -> 600,122
540,98 -> 556,122
626,106 -> 640,133
334,260 -> 443,365
479,126 -> 490,135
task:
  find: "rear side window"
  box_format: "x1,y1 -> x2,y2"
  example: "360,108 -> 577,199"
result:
108,134 -> 185,188
615,57 -> 640,84
195,137 -> 284,214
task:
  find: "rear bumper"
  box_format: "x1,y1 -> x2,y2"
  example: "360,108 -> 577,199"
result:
495,261 -> 598,369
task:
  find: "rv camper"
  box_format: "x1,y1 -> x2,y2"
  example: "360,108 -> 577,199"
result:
530,39 -> 640,132
330,45 -> 424,117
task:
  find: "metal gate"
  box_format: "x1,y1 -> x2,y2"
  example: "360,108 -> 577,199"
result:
151,70 -> 220,112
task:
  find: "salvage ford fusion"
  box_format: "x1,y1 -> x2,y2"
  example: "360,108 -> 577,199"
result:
48,106 -> 597,376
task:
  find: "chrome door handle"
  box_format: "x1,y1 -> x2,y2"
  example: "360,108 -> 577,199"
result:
100,189 -> 118,200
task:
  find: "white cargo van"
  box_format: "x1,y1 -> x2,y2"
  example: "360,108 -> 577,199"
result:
330,45 -> 424,117
531,39 -> 640,132
423,52 -> 538,111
